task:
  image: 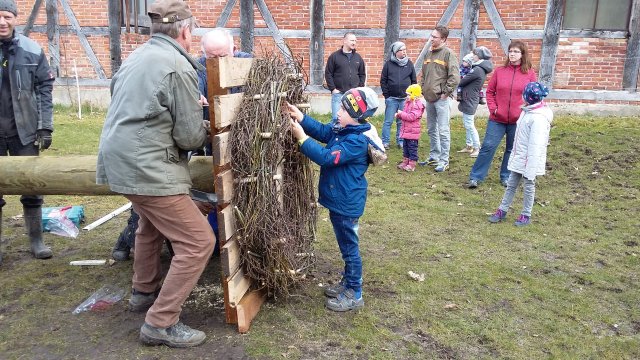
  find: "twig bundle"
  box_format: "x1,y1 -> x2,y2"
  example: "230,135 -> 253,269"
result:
229,53 -> 317,298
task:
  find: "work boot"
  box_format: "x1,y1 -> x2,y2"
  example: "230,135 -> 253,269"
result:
24,206 -> 52,259
140,321 -> 206,348
396,157 -> 409,169
129,288 -> 159,313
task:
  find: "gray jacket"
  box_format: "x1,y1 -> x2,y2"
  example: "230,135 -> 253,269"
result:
1,33 -> 54,145
96,33 -> 207,196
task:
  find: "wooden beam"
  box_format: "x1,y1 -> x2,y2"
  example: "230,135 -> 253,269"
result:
0,155 -> 214,195
217,57 -> 254,89
222,276 -> 238,324
215,0 -> 238,27
240,0 -> 254,53
309,0 -> 324,85
107,0 -> 122,75
415,0 -> 461,72
213,132 -> 231,167
214,93 -> 243,129
623,0 -> 640,91
221,238 -> 241,277
45,0 -> 61,78
22,0 -> 43,37
218,204 -> 237,244
254,0 -> 293,61
460,0 -> 480,60
383,0 -> 401,61
59,0 -> 107,79
237,290 -> 267,333
539,0 -> 565,88
482,0 -> 511,54
215,169 -> 235,204
227,268 -> 251,306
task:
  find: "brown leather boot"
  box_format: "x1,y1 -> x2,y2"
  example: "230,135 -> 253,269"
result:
24,207 -> 53,259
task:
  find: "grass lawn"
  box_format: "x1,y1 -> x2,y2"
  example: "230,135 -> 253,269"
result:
0,105 -> 638,359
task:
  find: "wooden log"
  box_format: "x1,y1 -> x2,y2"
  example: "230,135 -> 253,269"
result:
623,0 -> 640,91
0,155 -> 214,195
215,169 -> 235,204
218,205 -> 237,244
221,239 -> 241,277
539,0 -> 564,87
213,132 -> 231,167
309,0 -> 324,85
383,0 -> 401,61
237,290 -> 267,333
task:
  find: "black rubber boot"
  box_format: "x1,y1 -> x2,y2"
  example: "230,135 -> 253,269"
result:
24,206 -> 53,259
112,232 -> 131,261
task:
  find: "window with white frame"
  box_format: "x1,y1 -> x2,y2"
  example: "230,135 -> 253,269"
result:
563,0 -> 632,31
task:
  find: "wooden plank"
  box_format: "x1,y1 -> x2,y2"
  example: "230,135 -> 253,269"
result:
215,0 -> 238,27
218,205 -> 237,244
221,239 -> 241,277
237,290 -> 267,333
623,0 -> 640,91
227,268 -> 251,306
107,0 -> 122,75
539,0 -> 565,87
222,276 -> 238,324
309,0 -> 324,85
0,155 -> 214,195
254,0 -> 293,61
22,0 -> 43,37
482,0 -> 511,55
240,0 -> 254,53
212,132 -> 231,167
460,0 -> 480,60
415,0 -> 461,72
215,169 -> 235,205
45,0 -> 61,77
214,93 -> 244,129
383,0 -> 401,61
59,0 -> 107,79
218,57 -> 254,89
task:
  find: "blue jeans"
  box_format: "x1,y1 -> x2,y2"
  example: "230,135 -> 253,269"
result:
381,97 -> 406,145
426,98 -> 451,166
498,171 -> 536,217
462,112 -> 480,148
331,92 -> 343,122
469,120 -> 517,183
329,212 -> 362,293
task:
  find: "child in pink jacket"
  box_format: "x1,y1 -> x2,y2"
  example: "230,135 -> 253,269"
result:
396,84 -> 426,171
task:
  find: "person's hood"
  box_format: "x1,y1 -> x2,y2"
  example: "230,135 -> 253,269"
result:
473,59 -> 494,73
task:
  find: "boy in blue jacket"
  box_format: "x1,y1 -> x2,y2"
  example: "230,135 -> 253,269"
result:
287,87 -> 379,312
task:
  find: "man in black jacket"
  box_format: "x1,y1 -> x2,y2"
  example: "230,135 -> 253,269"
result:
325,33 -> 366,122
0,0 -> 55,265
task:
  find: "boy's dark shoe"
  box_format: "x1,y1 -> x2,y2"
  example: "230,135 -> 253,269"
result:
325,288 -> 364,312
140,322 -> 206,348
129,289 -> 158,313
467,179 -> 479,188
112,247 -> 131,261
418,158 -> 438,166
324,280 -> 345,298
514,214 -> 531,227
488,209 -> 507,223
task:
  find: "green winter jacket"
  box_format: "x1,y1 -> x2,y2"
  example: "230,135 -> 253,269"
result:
420,45 -> 460,102
96,33 -> 207,196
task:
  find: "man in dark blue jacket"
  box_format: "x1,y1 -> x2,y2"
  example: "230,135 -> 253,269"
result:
324,33 -> 366,123
287,87 -> 378,312
0,0 -> 55,265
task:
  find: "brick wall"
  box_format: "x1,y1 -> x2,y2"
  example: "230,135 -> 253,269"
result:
14,0 -> 634,93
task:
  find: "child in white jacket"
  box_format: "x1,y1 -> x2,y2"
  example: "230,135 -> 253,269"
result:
488,82 -> 553,226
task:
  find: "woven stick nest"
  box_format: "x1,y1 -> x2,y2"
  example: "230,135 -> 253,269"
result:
228,53 -> 317,298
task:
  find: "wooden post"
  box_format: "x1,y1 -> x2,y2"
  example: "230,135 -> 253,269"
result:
623,0 -> 640,91
460,0 -> 480,60
216,0 -> 238,27
383,0 -> 401,61
254,0 -> 293,61
482,0 -> 512,54
309,0 -> 324,86
45,0 -> 61,78
22,0 -> 43,37
539,0 -> 564,88
108,0 -> 122,75
415,0 -> 461,72
240,0 -> 254,53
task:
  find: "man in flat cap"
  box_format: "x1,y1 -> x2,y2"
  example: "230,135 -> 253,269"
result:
0,0 -> 55,265
96,0 -> 214,348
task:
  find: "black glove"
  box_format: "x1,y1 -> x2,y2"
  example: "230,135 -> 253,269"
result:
35,129 -> 52,151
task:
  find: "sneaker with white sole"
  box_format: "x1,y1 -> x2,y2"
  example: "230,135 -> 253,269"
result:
325,288 -> 364,312
140,321 -> 206,348
469,148 -> 479,157
457,146 -> 473,153
434,163 -> 449,172
418,158 -> 438,166
324,280 -> 346,298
